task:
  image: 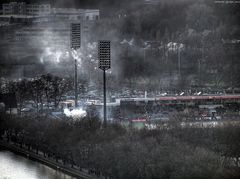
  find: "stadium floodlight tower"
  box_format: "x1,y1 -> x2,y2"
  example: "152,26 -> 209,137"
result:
98,40 -> 111,127
71,23 -> 81,107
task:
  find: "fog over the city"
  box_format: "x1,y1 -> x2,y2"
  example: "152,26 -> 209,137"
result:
0,0 -> 239,90
1,1 -> 240,179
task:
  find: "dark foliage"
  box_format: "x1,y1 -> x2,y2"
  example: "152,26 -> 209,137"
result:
1,113 -> 240,178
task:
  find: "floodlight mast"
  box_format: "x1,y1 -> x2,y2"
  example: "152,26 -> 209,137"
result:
71,23 -> 81,108
103,68 -> 107,127
98,40 -> 111,127
74,59 -> 78,107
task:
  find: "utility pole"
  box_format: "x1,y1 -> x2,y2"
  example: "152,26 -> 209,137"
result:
98,40 -> 111,127
177,46 -> 181,75
200,38 -> 205,88
199,45 -> 204,87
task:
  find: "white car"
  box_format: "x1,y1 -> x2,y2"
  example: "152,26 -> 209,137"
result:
21,108 -> 32,112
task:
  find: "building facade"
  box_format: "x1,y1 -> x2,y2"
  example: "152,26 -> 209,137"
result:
26,4 -> 51,16
2,2 -> 51,16
2,2 -> 26,15
2,2 -> 99,19
0,2 -> 100,78
52,8 -> 99,21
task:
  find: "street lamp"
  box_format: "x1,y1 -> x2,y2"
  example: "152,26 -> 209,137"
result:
98,40 -> 111,127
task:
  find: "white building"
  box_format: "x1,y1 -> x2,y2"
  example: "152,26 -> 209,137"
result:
2,2 -> 99,19
26,4 -> 51,16
52,8 -> 99,21
2,2 -> 26,15
2,2 -> 51,16
14,23 -> 70,49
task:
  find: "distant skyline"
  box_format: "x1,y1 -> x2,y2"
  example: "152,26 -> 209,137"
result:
0,0 -> 177,8
1,0 -> 218,9
0,0 -> 98,8
0,0 -> 132,8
